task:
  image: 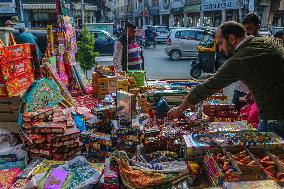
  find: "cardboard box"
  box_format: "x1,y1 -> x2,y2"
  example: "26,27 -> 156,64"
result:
0,95 -> 22,122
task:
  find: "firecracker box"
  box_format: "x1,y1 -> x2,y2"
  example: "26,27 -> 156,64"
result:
117,79 -> 129,92
129,88 -> 140,95
146,89 -> 188,107
117,91 -> 137,122
0,72 -> 34,97
0,58 -> 33,82
0,44 -> 31,63
127,70 -> 146,88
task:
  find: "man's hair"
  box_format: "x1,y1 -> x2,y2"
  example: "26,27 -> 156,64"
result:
125,22 -> 136,29
218,21 -> 246,39
242,13 -> 260,27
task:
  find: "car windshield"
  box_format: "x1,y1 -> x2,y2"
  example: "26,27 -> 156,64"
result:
156,27 -> 168,33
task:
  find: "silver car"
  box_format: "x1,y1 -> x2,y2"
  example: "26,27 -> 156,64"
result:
165,28 -> 208,60
153,26 -> 169,43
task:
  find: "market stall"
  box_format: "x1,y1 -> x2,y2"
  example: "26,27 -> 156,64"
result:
2,3 -> 284,189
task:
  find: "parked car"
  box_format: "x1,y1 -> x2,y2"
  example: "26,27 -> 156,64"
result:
169,26 -> 185,31
165,28 -> 209,60
13,29 -> 82,57
90,30 -> 115,55
153,26 -> 169,43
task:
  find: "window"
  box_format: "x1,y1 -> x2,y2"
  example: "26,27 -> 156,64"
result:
196,31 -> 205,41
156,27 -> 168,33
95,32 -> 107,40
175,30 -> 195,40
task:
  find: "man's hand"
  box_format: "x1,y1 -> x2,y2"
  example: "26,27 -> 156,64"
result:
168,100 -> 193,119
168,106 -> 184,119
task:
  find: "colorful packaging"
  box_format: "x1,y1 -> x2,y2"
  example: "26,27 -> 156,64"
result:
0,72 -> 34,97
22,108 -> 54,123
0,168 -> 22,188
39,168 -> 69,189
9,179 -> 30,189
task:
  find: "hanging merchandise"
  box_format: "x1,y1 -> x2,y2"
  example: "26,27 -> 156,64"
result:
47,25 -> 54,56
44,62 -> 75,107
72,64 -> 92,94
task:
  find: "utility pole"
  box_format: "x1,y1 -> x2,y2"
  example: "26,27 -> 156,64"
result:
81,0 -> 85,26
19,0 -> 24,21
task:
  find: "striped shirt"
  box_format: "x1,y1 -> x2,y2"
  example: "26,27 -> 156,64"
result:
128,42 -> 143,66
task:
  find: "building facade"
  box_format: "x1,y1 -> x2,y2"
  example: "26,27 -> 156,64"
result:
19,0 -> 98,28
0,0 -> 18,26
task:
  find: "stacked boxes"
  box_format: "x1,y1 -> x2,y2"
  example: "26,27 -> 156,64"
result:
127,70 -> 145,88
0,44 -> 34,96
20,107 -> 82,160
146,89 -> 188,109
137,94 -> 148,113
92,72 -> 118,99
80,105 -> 117,160
117,78 -> 129,92
202,103 -> 238,121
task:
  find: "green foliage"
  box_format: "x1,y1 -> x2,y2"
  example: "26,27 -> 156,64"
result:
76,27 -> 99,72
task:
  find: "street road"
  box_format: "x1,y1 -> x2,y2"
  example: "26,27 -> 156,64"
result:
143,44 -> 193,80
143,44 -> 235,101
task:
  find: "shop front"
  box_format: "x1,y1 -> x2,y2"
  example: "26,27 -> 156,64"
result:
150,0 -> 160,25
0,0 -> 18,26
170,0 -> 184,27
200,0 -> 240,26
183,3 -> 200,26
22,3 -> 97,29
159,0 -> 170,26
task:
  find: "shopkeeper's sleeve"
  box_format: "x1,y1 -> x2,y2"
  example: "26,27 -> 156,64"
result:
113,40 -> 123,71
187,58 -> 243,105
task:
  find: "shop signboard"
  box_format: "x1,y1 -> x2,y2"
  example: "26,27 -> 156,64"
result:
0,0 -> 15,13
201,0 -> 239,11
170,0 -> 184,13
134,0 -> 144,16
150,0 -> 160,16
159,0 -> 170,14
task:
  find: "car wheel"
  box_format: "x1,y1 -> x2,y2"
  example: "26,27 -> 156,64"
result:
190,67 -> 202,79
170,50 -> 181,61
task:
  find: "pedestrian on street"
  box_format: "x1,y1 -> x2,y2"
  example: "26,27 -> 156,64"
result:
113,22 -> 144,71
15,27 -> 42,62
232,13 -> 261,112
168,21 -> 284,138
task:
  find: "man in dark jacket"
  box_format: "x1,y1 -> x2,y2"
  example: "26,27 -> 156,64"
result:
168,21 -> 284,138
232,13 -> 262,112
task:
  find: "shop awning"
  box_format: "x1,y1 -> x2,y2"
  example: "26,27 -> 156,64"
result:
22,4 -> 97,11
184,4 -> 200,13
0,12 -> 18,16
23,4 -> 63,10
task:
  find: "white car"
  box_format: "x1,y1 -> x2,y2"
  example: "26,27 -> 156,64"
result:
153,26 -> 169,43
165,28 -> 208,60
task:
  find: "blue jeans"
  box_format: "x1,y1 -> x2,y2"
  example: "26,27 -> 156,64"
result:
258,119 -> 284,138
